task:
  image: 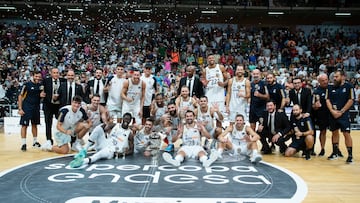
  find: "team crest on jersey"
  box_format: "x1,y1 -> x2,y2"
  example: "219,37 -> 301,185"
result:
343,88 -> 346,92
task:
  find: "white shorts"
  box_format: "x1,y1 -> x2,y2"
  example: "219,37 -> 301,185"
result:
55,131 -> 71,146
233,143 -> 251,156
108,110 -> 123,120
122,103 -> 141,124
178,145 -> 207,159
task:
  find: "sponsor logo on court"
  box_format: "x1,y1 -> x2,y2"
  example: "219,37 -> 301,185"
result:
0,155 -> 307,203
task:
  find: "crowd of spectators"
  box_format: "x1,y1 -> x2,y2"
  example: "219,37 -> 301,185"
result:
0,20 -> 359,110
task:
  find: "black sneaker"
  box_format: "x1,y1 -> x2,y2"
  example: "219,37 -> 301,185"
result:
346,156 -> 353,164
305,152 -> 311,160
318,149 -> 325,156
338,151 -> 344,158
21,144 -> 27,152
32,142 -> 41,148
328,152 -> 338,160
270,144 -> 275,152
311,151 -> 316,156
301,151 -> 306,157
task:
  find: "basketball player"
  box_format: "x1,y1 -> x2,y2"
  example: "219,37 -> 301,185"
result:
203,54 -> 229,113
226,64 -> 250,123
162,110 -> 219,167
121,69 -> 146,124
217,114 -> 262,163
69,113 -> 134,168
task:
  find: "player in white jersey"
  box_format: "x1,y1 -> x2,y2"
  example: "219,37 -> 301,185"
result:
82,94 -> 109,133
133,118 -> 164,156
162,110 -> 219,167
121,69 -> 146,124
217,114 -> 262,164
203,54 -> 229,113
175,86 -> 197,120
105,64 -> 126,123
69,113 -> 134,168
195,96 -> 223,146
150,93 -> 167,121
162,102 -> 181,152
226,64 -> 251,123
141,63 -> 157,123
41,96 -> 92,154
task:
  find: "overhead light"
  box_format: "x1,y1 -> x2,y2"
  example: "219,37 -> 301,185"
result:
67,8 -> 83,12
135,9 -> 151,13
335,12 -> 351,16
268,11 -> 284,15
0,6 -> 16,10
201,10 -> 217,14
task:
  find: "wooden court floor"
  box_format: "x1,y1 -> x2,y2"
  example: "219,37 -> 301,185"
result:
1,128 -> 360,203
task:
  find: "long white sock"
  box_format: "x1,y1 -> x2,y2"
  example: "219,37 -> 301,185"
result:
83,158 -> 90,164
175,155 -> 184,163
167,135 -> 173,145
21,138 -> 26,145
33,137 -> 38,144
199,156 -> 208,163
218,148 -> 224,154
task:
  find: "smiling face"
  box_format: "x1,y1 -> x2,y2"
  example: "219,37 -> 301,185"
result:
235,115 -> 245,129
122,114 -> 132,129
132,70 -> 141,84
266,101 -> 276,113
144,120 -> 153,133
33,72 -> 42,84
51,68 -> 59,80
91,95 -> 100,109
185,111 -> 195,125
235,65 -> 245,78
292,104 -> 302,117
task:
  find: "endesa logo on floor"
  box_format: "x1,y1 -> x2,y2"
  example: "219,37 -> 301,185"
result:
0,154 -> 307,203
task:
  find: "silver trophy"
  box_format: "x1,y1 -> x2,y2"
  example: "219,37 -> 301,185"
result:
149,132 -> 163,165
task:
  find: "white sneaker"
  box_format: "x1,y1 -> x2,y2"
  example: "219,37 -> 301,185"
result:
79,139 -> 85,145
203,151 -> 219,167
41,140 -> 53,152
162,152 -> 180,166
71,141 -> 83,152
87,145 -> 96,151
250,153 -> 262,164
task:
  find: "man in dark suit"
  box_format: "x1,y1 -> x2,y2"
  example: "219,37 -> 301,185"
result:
257,100 -> 292,154
288,77 -> 312,116
177,65 -> 204,99
42,67 -> 64,145
58,69 -> 84,108
86,68 -> 107,106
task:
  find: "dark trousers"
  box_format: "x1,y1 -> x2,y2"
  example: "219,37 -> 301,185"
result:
43,103 -> 60,144
260,131 -> 290,153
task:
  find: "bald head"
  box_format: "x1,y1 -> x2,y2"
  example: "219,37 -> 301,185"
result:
317,73 -> 328,88
186,65 -> 195,78
252,69 -> 261,81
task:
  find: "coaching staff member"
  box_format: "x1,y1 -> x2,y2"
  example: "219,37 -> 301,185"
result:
42,67 -> 64,145
326,70 -> 354,164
